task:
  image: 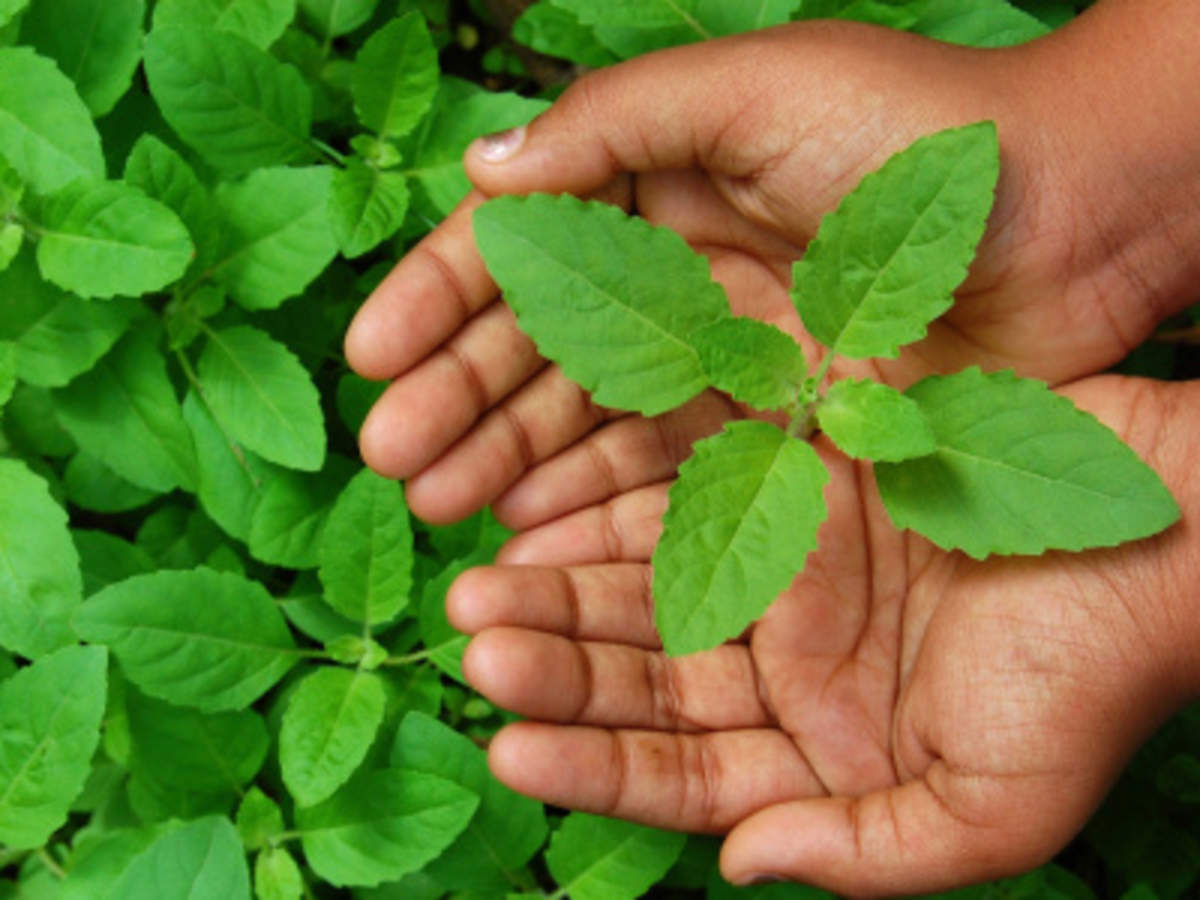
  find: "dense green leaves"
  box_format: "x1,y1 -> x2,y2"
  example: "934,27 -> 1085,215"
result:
73,568 -> 299,710
352,12 -> 438,138
817,377 -> 936,461
544,812 -> 688,900
875,368 -> 1181,557
654,422 -> 829,656
475,193 -> 729,415
792,122 -> 999,359
0,645 -> 107,849
692,317 -> 808,411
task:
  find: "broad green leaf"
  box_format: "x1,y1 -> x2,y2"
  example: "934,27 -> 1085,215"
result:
298,770 -> 478,888
816,377 -> 936,461
907,0 -> 1051,47
319,468 -> 414,624
21,0 -> 145,117
281,591 -> 365,644
0,458 -> 81,657
0,0 -> 26,28
475,193 -> 729,416
875,368 -> 1181,557
352,12 -> 437,138
59,823 -> 189,900
255,847 -> 304,900
512,4 -> 620,67
144,26 -> 313,175
281,666 -> 386,807
654,421 -> 829,656
73,567 -> 300,711
236,787 -> 285,849
197,325 -> 325,471
551,0 -> 707,34
107,816 -> 251,900
153,0 -> 297,48
418,559 -> 473,685
30,179 -> 194,299
329,159 -> 410,258
71,529 -> 155,596
0,46 -> 104,193
298,0 -> 378,38
136,504 -> 228,570
64,452 -> 160,513
248,455 -> 356,568
0,221 -> 20,270
0,645 -> 107,849
213,165 -> 338,309
691,317 -> 807,411
697,0 -> 802,33
791,122 -> 999,359
0,250 -> 137,387
5,384 -> 76,458
392,712 -> 548,891
54,327 -> 198,492
544,812 -> 688,900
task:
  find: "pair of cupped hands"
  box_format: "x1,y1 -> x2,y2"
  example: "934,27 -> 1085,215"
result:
345,8 -> 1200,897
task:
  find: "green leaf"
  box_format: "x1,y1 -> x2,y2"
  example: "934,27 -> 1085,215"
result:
318,468 -> 414,625
392,712 -> 548,891
475,193 -> 729,416
236,787 -> 286,849
107,816 -> 251,900
0,250 -> 137,387
0,0 -> 27,29
144,26 -> 313,175
197,324 -> 326,471
791,122 -> 999,359
21,0 -> 144,117
816,377 -> 936,461
297,768 -> 479,887
30,179 -> 194,299
213,165 -> 338,309
281,667 -> 387,807
696,0 -> 802,33
153,0 -> 298,49
653,421 -> 829,656
352,12 -> 438,138
551,0 -> 706,32
875,368 -> 1181,558
418,560 -> 472,685
248,455 -> 356,568
329,158 -> 410,258
64,452 -> 160,513
0,458 -> 82,657
0,221 -> 20,271
906,0 -> 1051,47
298,0 -> 378,39
255,847 -> 304,900
0,645 -> 107,849
691,317 -> 807,411
72,567 -> 299,711
544,812 -> 688,900
71,529 -> 155,596
54,327 -> 198,492
0,339 -> 13,407
0,46 -> 104,193
512,4 -> 620,67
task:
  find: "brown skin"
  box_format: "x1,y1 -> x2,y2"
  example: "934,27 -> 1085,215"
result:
345,1 -> 1200,893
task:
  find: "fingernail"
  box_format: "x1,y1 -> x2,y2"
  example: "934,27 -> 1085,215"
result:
474,126 -> 525,162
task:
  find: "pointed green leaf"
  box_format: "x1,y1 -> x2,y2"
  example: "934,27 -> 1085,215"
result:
0,458 -> 82,658
0,250 -> 137,387
329,158 -> 410,258
0,0 -> 27,29
107,816 -> 251,900
236,787 -> 285,849
281,667 -> 386,807
906,0 -> 1051,48
72,529 -> 155,596
318,468 -> 414,624
475,193 -> 730,416
22,0 -> 145,117
791,122 -> 999,359
249,455 -> 356,568
213,165 -> 338,309
352,12 -> 438,138
297,768 -> 479,888
54,327 -> 198,492
144,26 -> 313,175
153,0 -> 297,49
875,368 -> 1181,557
30,179 -> 193,299
545,812 -> 688,900
0,46 -> 104,193
64,452 -> 160,513
512,4 -> 620,67
298,0 -> 378,39
392,712 -> 548,891
817,378 -> 936,461
551,0 -> 705,31
255,847 -> 304,900
696,0 -> 803,34
654,421 -> 829,656
197,324 -> 325,471
691,317 -> 807,411
0,645 -> 107,849
72,568 -> 300,711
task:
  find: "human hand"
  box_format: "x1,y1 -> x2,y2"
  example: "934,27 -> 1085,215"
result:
446,374 -> 1200,897
345,1 -> 1200,528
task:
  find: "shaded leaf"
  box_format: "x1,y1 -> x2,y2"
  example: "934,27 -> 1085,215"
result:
248,455 -> 356,568
63,452 -> 160,513
298,0 -> 378,39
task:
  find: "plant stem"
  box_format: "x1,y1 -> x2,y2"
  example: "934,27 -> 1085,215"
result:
311,137 -> 347,166
37,847 -> 66,880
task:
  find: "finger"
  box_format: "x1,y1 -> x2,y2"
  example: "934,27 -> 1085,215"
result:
719,763 -> 1077,896
345,192 -> 495,381
496,483 -> 669,566
488,722 -> 824,834
493,393 -> 737,530
447,563 -> 661,649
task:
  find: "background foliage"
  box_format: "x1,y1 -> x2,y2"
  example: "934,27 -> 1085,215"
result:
0,0 -> 1196,898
